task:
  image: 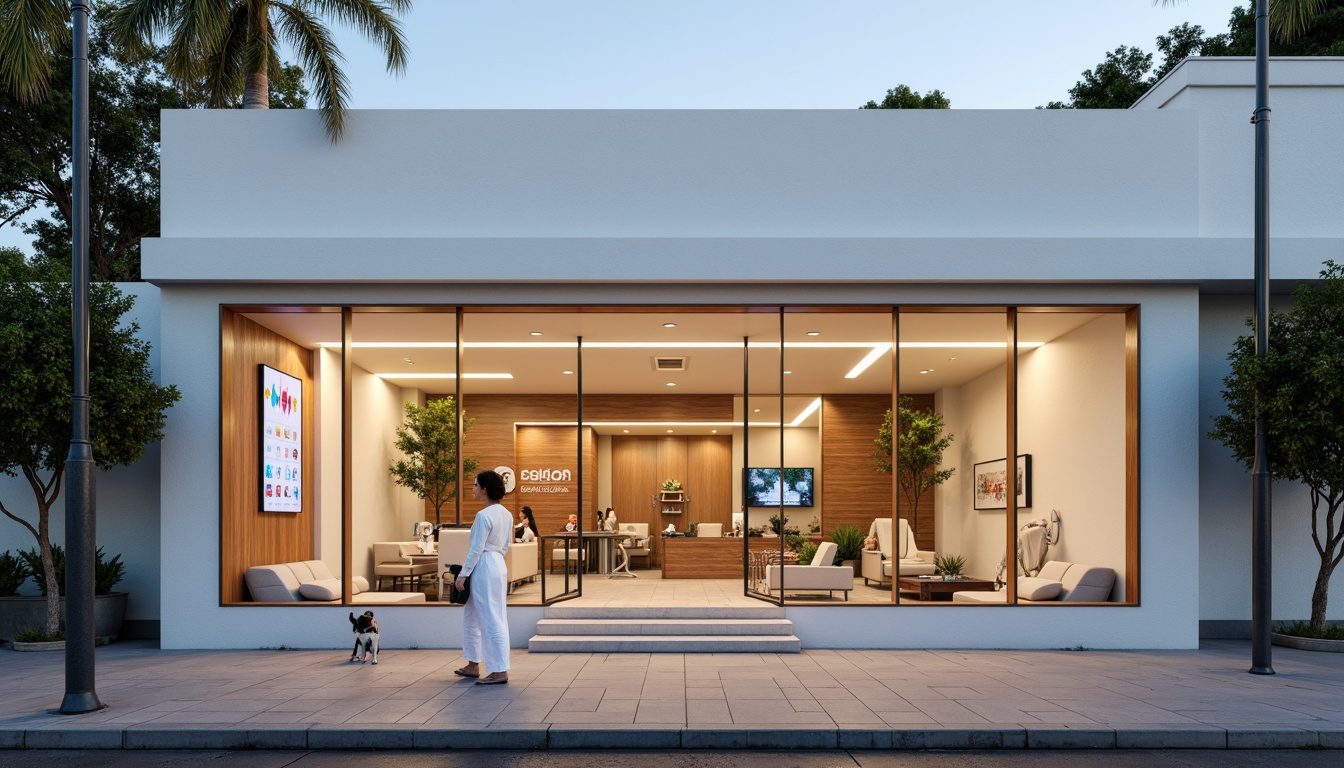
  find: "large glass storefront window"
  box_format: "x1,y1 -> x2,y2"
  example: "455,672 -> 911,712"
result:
220,304 -> 1134,608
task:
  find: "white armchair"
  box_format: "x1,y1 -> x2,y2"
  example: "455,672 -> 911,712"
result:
763,541 -> 854,600
619,523 -> 651,569
372,541 -> 436,592
860,518 -> 935,586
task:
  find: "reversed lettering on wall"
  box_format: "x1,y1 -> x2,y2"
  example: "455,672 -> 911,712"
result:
518,467 -> 574,494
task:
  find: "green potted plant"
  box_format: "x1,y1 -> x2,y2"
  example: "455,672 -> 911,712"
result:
0,547 -> 126,644
828,524 -> 866,569
389,398 -> 478,527
934,553 -> 968,581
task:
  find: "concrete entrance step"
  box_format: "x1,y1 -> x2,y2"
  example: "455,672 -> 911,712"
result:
527,634 -> 802,653
541,604 -> 784,620
528,603 -> 799,653
535,618 -> 795,636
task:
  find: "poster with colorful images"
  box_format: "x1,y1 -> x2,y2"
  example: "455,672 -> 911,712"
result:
260,365 -> 303,513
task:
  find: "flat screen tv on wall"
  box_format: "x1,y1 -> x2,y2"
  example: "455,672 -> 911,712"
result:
745,467 -> 814,507
259,364 -> 303,513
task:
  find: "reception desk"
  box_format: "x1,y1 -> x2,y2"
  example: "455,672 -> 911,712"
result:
662,537 -> 747,579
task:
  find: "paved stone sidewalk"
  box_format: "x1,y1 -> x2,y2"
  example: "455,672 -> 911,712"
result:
1,640 -> 1341,750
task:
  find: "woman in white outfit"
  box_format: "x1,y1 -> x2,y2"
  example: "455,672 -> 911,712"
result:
453,470 -> 513,685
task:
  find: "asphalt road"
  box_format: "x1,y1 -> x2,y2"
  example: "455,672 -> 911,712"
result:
0,751 -> 1339,768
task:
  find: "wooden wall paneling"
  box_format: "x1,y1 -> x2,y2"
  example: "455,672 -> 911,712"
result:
220,310 -> 316,603
686,436 -> 733,528
612,437 -> 660,563
819,395 -> 895,541
582,395 -> 732,422
820,394 -> 937,550
1125,307 -> 1140,604
433,394 -> 577,526
514,425 -> 594,536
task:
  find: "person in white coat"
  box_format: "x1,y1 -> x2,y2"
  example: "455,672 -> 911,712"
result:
452,470 -> 513,685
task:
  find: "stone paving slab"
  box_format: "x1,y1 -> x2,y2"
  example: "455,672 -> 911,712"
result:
0,640 -> 1342,750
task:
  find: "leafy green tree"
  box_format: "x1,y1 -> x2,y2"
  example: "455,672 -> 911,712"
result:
0,5 -> 307,281
874,396 -> 954,539
1210,262 -> 1344,633
861,84 -> 950,109
1045,2 -> 1342,109
110,0 -> 411,141
389,398 -> 478,527
0,265 -> 180,637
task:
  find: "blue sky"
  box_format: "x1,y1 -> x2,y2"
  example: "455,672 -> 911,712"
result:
331,0 -> 1241,110
2,0 -> 1247,255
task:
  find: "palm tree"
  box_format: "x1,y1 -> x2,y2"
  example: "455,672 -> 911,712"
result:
108,0 -> 411,141
0,0 -> 71,105
1157,0 -> 1326,42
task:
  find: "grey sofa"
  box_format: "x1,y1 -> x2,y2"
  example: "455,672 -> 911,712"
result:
951,560 -> 1116,603
245,560 -> 426,603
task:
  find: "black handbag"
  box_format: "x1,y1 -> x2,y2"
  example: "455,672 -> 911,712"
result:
446,564 -> 471,604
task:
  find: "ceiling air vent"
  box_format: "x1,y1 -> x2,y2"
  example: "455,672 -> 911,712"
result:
652,356 -> 687,371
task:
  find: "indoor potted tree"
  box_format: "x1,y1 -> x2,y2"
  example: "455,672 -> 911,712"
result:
0,275 -> 178,643
389,398 -> 478,527
873,396 -> 955,540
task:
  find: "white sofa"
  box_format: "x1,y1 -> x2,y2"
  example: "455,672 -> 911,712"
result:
245,560 -> 426,603
763,541 -> 854,600
952,560 -> 1117,603
505,541 -> 539,589
860,518 -> 935,585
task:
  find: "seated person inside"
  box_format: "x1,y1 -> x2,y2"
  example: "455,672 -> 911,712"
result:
515,506 -> 539,542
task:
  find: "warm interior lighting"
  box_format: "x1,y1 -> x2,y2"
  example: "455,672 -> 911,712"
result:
372,373 -> 513,379
789,398 -> 822,427
844,343 -> 892,379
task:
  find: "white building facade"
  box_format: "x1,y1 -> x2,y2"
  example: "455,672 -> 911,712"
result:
4,57 -> 1342,650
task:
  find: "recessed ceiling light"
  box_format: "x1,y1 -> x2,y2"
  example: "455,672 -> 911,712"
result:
663,322 -> 677,328
807,331 -> 820,336
784,370 -> 792,375
666,429 -> 674,433
666,382 -> 676,387
711,429 -> 717,434
753,408 -> 761,413
562,370 -> 574,375
920,369 -> 932,374
623,429 -> 629,433
530,331 -> 542,336
948,357 -> 957,361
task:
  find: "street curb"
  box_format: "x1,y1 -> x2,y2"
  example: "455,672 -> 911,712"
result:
3,725 -> 1344,749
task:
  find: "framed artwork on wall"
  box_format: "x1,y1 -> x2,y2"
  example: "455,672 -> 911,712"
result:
259,364 -> 303,513
972,454 -> 1031,510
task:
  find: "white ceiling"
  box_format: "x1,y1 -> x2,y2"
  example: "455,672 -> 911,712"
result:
243,310 -> 1103,421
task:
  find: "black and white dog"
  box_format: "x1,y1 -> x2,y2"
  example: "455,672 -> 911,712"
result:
349,611 -> 379,664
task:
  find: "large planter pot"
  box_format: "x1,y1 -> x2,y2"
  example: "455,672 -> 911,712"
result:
1272,632 -> 1344,653
0,592 -> 128,643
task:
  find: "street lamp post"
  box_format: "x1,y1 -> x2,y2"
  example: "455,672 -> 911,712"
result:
1249,0 -> 1274,676
60,0 -> 104,714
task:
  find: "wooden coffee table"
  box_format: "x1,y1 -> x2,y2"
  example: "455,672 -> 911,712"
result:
898,575 -> 996,601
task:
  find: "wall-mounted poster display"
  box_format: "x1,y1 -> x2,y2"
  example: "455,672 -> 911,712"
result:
260,364 -> 302,513
972,455 -> 1031,510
